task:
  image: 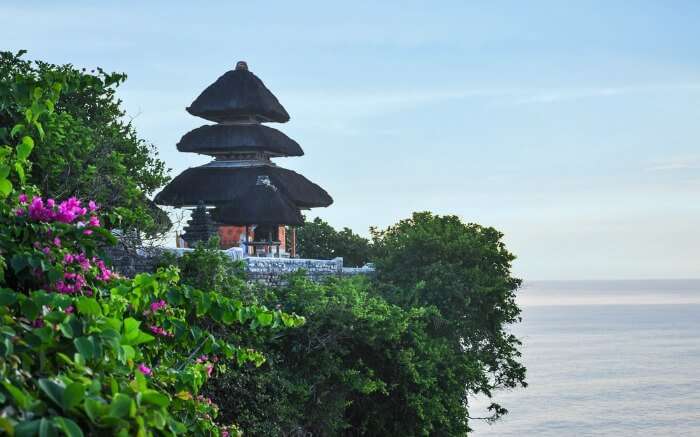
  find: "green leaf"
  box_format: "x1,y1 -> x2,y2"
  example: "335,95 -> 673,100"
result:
130,331 -> 155,346
84,398 -> 107,424
38,418 -> 57,437
123,318 -> 140,339
14,419 -> 40,437
222,310 -> 235,324
256,311 -> 274,327
0,289 -> 18,305
62,383 -> 84,410
0,165 -> 9,179
15,162 -> 25,183
76,297 -> 102,317
2,381 -> 29,409
118,345 -> 135,364
0,179 -> 11,197
10,255 -> 28,273
73,337 -> 94,361
20,298 -> 40,321
38,379 -> 65,408
108,393 -> 133,418
10,123 -> 24,138
141,390 -> 170,408
17,136 -> 34,160
59,320 -> 75,339
53,417 -> 83,437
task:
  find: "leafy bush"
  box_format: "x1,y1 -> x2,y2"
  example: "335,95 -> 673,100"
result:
172,240 -> 524,436
372,212 -> 527,426
0,69 -> 304,436
0,50 -> 170,237
292,217 -> 371,267
168,210 -> 528,436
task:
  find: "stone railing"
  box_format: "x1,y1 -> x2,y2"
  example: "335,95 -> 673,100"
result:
105,244 -> 375,284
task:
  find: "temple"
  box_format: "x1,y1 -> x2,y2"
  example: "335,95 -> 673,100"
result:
154,61 -> 333,256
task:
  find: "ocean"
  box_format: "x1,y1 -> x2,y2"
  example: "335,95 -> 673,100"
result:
468,280 -> 700,436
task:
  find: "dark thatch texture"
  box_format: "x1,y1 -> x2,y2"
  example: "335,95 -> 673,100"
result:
211,184 -> 303,226
186,69 -> 290,123
177,124 -> 303,157
154,165 -> 333,209
182,204 -> 218,246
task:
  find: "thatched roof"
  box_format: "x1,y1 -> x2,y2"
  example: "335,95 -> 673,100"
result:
154,164 -> 333,209
211,183 -> 303,226
186,62 -> 290,123
177,124 -> 303,157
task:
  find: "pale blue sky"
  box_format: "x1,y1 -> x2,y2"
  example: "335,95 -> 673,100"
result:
3,1 -> 699,280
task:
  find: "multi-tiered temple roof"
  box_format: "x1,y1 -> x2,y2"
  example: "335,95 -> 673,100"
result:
154,61 -> 331,248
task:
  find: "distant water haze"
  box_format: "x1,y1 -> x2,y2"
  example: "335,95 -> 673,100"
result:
519,279 -> 700,306
470,279 -> 700,436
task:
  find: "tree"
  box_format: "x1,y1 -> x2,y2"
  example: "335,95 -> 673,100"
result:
0,50 -> 170,238
176,230 -> 525,435
293,217 -> 372,267
371,212 -> 527,429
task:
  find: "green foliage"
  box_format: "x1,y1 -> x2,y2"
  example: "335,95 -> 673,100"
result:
0,73 -> 304,436
292,217 -> 372,267
158,238 -> 247,296
184,213 -> 526,436
372,211 -> 527,427
0,50 -> 170,237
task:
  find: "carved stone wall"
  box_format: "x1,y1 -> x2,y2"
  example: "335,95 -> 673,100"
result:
105,245 -> 375,285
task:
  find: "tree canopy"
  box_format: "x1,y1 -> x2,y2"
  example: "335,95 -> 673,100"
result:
292,217 -> 372,267
0,50 -> 170,237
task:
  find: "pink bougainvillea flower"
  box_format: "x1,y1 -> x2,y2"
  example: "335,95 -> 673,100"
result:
149,325 -> 173,337
65,305 -> 75,314
53,237 -> 61,247
88,200 -> 98,212
83,229 -> 93,235
18,193 -> 28,203
195,354 -> 208,364
149,299 -> 167,312
137,363 -> 153,376
31,319 -> 44,328
221,431 -> 230,437
88,215 -> 100,227
206,364 -> 214,377
15,208 -> 25,216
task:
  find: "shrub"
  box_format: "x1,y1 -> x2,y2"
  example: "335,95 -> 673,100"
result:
0,50 -> 170,238
292,217 -> 371,267
0,72 -> 304,436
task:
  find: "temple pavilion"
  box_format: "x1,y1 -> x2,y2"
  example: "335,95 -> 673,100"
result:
154,61 -> 332,256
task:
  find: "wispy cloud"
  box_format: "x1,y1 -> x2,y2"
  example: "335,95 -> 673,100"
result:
285,82 -> 700,119
649,156 -> 700,171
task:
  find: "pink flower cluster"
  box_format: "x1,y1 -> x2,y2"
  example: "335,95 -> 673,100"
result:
17,195 -> 100,235
149,325 -> 174,338
55,272 -> 88,295
150,299 -> 167,312
138,363 -> 153,376
195,355 -> 217,377
55,252 -> 113,294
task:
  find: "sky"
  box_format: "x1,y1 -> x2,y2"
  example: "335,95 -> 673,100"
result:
2,1 -> 699,280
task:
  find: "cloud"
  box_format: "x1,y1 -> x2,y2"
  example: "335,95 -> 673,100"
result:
649,156 -> 700,171
284,82 -> 700,120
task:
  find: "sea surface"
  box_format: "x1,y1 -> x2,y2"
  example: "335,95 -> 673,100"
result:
468,279 -> 700,436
